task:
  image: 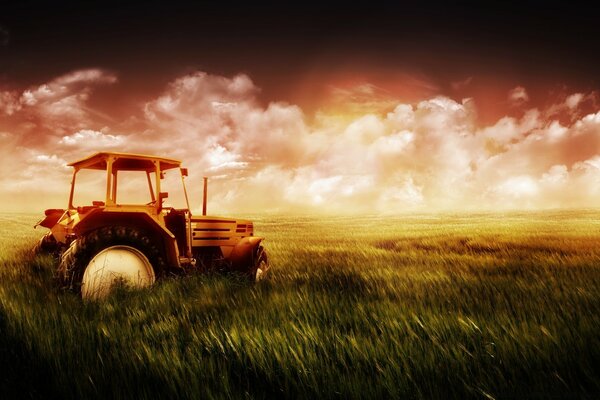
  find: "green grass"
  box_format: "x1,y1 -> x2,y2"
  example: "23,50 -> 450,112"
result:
1,210 -> 599,399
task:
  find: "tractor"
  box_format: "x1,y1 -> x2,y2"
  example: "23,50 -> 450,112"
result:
35,152 -> 269,299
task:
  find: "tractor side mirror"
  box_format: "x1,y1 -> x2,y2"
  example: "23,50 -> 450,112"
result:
180,168 -> 188,177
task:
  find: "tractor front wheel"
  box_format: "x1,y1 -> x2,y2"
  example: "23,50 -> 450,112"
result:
249,245 -> 269,282
33,232 -> 59,255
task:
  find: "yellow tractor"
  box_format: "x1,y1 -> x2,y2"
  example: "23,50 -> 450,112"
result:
35,152 -> 269,299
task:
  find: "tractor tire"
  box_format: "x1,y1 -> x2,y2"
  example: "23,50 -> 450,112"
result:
248,245 -> 269,282
57,226 -> 167,295
33,232 -> 59,255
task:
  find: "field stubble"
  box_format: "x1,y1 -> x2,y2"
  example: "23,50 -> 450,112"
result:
0,210 -> 599,399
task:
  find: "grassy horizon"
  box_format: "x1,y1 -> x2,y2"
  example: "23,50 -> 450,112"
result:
0,210 -> 599,399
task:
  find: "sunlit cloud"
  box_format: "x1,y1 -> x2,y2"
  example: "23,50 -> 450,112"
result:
508,86 -> 529,106
0,68 -> 118,143
59,129 -> 125,149
0,69 -> 599,213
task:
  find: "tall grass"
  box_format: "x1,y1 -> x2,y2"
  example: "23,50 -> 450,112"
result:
0,210 -> 599,399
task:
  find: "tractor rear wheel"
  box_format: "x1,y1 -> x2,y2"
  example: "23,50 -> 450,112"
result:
58,226 -> 166,298
249,245 -> 269,282
81,245 -> 155,299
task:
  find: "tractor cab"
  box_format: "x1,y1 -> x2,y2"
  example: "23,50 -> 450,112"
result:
67,152 -> 188,214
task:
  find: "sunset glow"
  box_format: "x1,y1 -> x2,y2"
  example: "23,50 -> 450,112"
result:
1,2 -> 599,214
1,69 -> 599,213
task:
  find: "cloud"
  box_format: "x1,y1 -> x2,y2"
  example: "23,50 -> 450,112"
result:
0,149 -> 71,211
59,129 -> 125,149
565,93 -> 584,109
206,144 -> 248,171
1,69 -> 117,139
19,69 -> 116,109
451,76 -> 473,91
1,72 -> 600,214
327,83 -> 398,115
494,175 -> 539,198
508,86 -> 529,106
0,90 -> 21,115
378,177 -> 424,209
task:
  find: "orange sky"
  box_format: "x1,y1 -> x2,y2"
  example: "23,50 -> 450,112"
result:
0,68 -> 599,214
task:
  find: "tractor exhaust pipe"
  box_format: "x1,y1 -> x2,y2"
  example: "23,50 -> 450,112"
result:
202,177 -> 208,216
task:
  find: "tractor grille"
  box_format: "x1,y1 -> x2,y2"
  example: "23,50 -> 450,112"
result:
236,223 -> 253,234
192,220 -> 253,242
193,222 -> 235,241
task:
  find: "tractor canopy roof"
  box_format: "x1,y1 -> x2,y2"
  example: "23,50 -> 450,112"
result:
68,152 -> 182,172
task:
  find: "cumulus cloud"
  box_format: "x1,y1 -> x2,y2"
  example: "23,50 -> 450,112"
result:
22,70 -> 115,126
206,144 -> 248,171
1,71 -> 599,214
0,69 -> 117,139
59,129 -> 124,149
139,78 -> 600,213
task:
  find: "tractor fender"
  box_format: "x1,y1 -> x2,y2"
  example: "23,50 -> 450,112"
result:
73,210 -> 180,269
228,236 -> 264,271
35,209 -> 66,229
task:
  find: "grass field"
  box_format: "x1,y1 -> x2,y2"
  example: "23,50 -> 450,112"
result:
0,210 -> 599,399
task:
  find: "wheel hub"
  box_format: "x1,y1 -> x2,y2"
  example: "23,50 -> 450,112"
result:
81,245 -> 155,300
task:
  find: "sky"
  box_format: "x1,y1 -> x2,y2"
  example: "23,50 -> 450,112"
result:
1,1 -> 599,214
